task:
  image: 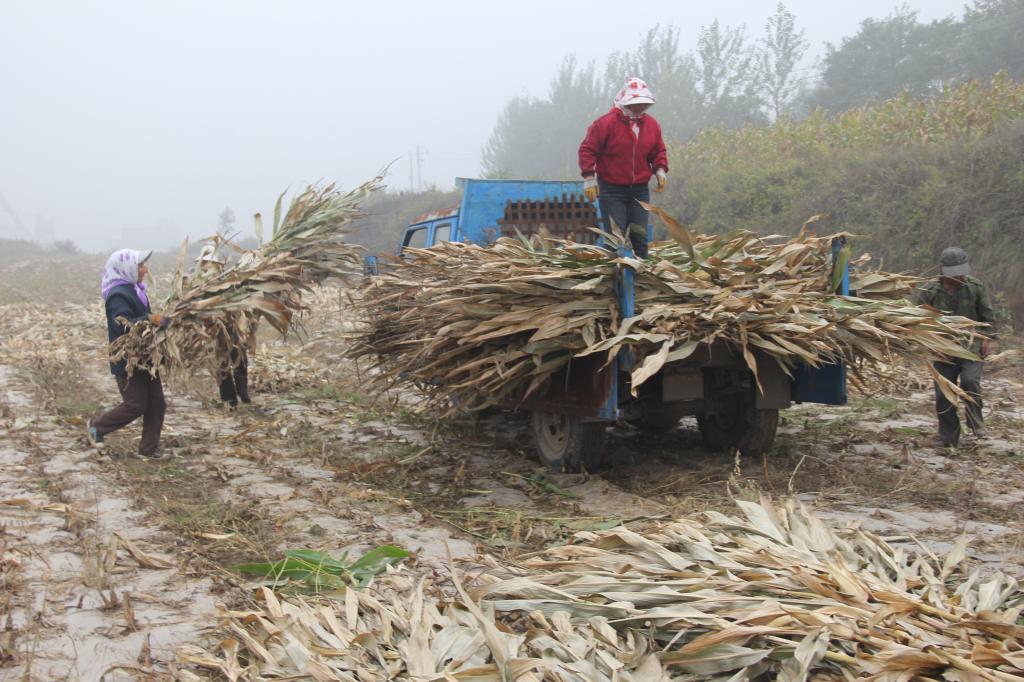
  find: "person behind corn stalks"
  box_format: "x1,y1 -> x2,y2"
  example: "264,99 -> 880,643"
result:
194,245 -> 251,408
916,247 -> 998,448
578,76 -> 669,259
87,249 -> 169,459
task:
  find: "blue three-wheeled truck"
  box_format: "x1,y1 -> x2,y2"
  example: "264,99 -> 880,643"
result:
368,178 -> 848,472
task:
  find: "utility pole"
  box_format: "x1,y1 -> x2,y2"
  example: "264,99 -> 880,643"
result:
417,145 -> 425,191
409,145 -> 425,192
0,191 -> 26,237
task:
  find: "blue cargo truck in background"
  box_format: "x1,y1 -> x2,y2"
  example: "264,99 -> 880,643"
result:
367,178 -> 847,473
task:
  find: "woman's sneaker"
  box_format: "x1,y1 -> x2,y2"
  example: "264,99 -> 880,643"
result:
136,449 -> 165,460
86,419 -> 105,449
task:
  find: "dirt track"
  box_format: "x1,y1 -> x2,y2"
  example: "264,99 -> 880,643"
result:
1,266 -> 1021,680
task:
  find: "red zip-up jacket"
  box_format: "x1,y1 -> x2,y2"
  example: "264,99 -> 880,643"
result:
578,108 -> 668,186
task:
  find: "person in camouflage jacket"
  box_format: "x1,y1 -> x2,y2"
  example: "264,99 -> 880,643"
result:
915,247 -> 997,447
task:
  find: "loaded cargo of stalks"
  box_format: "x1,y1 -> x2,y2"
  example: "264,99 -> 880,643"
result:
111,178 -> 380,379
179,497 -> 1024,680
351,210 -> 985,415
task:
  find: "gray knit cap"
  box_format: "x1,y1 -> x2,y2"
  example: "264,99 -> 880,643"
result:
940,247 -> 970,277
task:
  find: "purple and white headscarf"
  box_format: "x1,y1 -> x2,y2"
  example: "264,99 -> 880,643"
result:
100,249 -> 152,307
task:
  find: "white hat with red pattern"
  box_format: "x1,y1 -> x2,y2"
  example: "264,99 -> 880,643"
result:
613,77 -> 656,109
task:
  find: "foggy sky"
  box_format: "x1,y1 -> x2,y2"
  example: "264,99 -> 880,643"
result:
0,0 -> 967,252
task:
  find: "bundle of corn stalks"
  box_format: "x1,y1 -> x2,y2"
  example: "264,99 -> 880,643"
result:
352,214 -> 983,414
112,179 -> 379,378
176,498 -> 1023,680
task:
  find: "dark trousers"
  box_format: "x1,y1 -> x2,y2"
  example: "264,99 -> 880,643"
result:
597,179 -> 650,258
93,372 -> 166,455
933,359 -> 983,445
219,353 -> 250,406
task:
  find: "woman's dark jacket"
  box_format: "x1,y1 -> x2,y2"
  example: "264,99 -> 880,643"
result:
104,284 -> 151,376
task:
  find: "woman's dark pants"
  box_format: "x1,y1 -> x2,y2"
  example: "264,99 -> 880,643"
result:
219,353 -> 250,406
92,372 -> 166,455
597,179 -> 650,258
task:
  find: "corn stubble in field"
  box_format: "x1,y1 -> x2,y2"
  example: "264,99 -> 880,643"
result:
352,210 -> 983,415
177,498 -> 1023,680
111,179 -> 380,380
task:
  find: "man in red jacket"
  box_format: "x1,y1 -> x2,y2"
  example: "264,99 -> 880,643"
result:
578,77 -> 669,258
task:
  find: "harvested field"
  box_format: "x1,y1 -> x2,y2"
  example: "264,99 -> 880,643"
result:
0,250 -> 1021,680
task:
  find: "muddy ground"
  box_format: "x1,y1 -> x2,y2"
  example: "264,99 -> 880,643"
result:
0,256 -> 1021,680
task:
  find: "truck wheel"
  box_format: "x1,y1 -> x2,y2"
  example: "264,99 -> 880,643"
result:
697,412 -> 734,451
531,412 -> 607,473
735,408 -> 779,457
698,401 -> 779,457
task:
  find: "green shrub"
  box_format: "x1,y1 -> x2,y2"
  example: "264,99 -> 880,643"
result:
660,77 -> 1024,327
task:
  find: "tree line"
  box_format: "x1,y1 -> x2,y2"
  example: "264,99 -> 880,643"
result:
659,76 -> 1024,314
482,0 -> 1024,180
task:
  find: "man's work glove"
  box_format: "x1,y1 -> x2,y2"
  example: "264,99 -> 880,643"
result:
654,169 -> 667,193
150,313 -> 169,329
583,176 -> 599,202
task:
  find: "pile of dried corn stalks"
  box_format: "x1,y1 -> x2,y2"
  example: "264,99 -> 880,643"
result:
0,302 -> 101,366
352,214 -> 984,414
112,179 -> 378,378
177,498 -> 1024,680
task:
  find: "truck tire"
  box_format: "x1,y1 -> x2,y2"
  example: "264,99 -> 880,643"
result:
697,412 -> 735,451
698,401 -> 779,457
531,411 -> 607,473
735,408 -> 779,457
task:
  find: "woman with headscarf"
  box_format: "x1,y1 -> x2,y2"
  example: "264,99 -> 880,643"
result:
87,249 -> 169,458
578,76 -> 669,258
